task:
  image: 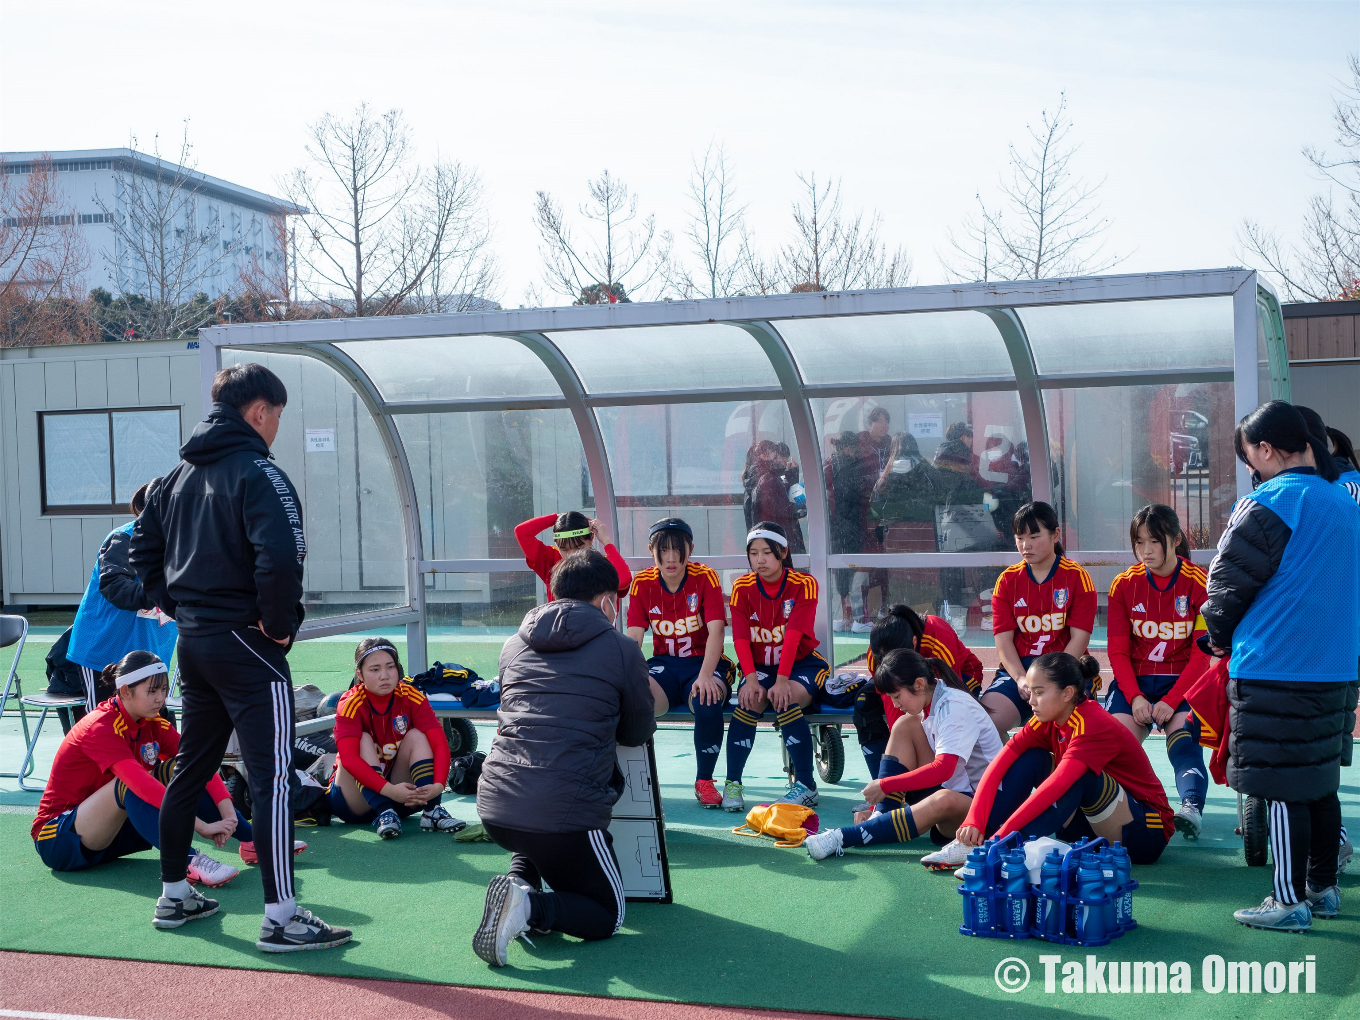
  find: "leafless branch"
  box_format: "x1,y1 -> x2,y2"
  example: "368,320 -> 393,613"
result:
672,141 -> 748,299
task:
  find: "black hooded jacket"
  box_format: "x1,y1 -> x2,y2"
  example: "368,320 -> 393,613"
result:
129,403 -> 306,639
477,599 -> 655,833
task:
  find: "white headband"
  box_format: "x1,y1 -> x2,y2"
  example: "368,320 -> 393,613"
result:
357,643 -> 400,667
118,661 -> 168,687
746,528 -> 788,549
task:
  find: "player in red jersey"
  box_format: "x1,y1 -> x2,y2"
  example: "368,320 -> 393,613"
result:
327,638 -> 462,839
33,651 -> 249,902
1106,503 -> 1211,840
986,501 -> 1096,735
723,521 -> 829,812
626,518 -> 736,808
952,652 -> 1173,866
514,510 -> 631,601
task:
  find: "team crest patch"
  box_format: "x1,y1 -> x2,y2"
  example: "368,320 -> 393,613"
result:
1053,588 -> 1069,609
688,593 -> 699,612
139,742 -> 159,765
394,715 -> 409,735
1175,595 -> 1189,617
783,598 -> 795,618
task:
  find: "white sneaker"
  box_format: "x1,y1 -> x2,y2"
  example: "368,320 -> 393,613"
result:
851,621 -> 874,634
832,618 -> 852,633
921,838 -> 971,872
473,874 -> 534,967
805,827 -> 845,861
186,850 -> 239,888
776,781 -> 819,807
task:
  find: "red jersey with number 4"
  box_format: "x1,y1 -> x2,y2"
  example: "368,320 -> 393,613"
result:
730,569 -> 819,670
1106,558 -> 1208,703
626,563 -> 727,658
992,557 -> 1097,658
334,681 -> 441,765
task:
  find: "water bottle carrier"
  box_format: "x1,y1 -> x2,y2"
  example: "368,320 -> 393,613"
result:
1028,836 -> 1138,947
956,831 -> 1032,939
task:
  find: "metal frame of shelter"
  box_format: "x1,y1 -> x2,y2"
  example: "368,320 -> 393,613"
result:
198,268 -> 1287,674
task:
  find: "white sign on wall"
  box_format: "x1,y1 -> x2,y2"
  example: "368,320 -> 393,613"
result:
306,428 -> 336,453
908,413 -> 944,439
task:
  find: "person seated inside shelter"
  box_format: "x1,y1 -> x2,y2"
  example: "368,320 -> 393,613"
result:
515,510 -> 631,600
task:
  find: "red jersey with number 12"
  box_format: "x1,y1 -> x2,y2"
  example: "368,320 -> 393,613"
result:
730,569 -> 819,669
627,563 -> 727,658
992,557 -> 1097,658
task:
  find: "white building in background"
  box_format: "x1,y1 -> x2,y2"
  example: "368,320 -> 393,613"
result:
0,148 -> 301,300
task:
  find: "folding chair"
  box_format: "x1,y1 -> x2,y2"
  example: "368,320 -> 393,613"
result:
0,614 -> 36,781
16,690 -> 87,791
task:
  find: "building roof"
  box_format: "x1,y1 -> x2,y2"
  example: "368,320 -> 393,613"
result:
0,148 -> 305,216
1282,300 -> 1360,319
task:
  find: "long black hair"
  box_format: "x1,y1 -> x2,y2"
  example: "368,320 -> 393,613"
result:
1029,651 -> 1101,705
1012,501 -> 1064,557
873,648 -> 975,697
746,520 -> 794,570
1129,503 -> 1190,561
868,603 -> 924,671
1234,401 -> 1338,482
552,510 -> 593,552
1295,405 -> 1360,474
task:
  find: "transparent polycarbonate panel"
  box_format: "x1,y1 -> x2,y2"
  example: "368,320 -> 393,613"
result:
596,400 -> 803,557
1019,296 -> 1234,376
813,392 -> 1031,555
337,335 -> 561,402
424,572 -> 543,677
774,311 -> 1012,386
546,324 -> 778,393
396,409 -> 588,562
1045,381 -> 1235,552
221,349 -> 408,619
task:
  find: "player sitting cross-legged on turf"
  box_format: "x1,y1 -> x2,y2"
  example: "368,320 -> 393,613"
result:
326,638 -> 465,838
33,651 -> 246,896
626,517 -> 736,808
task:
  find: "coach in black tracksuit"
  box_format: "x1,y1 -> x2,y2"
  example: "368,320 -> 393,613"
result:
130,363 -> 350,953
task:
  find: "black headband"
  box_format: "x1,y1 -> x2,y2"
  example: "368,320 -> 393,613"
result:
648,518 -> 693,542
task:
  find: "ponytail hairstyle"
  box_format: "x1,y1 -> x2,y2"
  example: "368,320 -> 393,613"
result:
1295,404 -> 1360,474
867,603 -> 924,672
552,510 -> 594,552
101,649 -> 170,696
1234,400 -> 1338,483
1129,503 -> 1190,562
354,636 -> 404,685
1012,501 -> 1064,558
872,647 -> 976,698
1029,651 -> 1101,705
746,520 -> 793,570
130,477 -> 159,517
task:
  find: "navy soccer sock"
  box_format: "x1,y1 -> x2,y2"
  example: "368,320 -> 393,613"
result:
115,782 -> 163,849
192,788 -> 253,842
691,695 -> 725,782
860,739 -> 888,784
842,805 -> 918,848
777,704 -> 815,788
1165,721 -> 1208,811
725,707 -> 762,782
874,754 -> 908,814
409,757 -> 441,807
984,746 -> 1063,835
361,783 -> 398,816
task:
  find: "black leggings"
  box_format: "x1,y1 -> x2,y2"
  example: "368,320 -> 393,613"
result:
482,822 -> 625,941
1269,794 -> 1342,904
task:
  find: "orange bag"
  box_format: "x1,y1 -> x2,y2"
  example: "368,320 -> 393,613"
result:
733,803 -> 819,847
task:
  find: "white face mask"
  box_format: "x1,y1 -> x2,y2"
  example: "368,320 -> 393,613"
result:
601,596 -> 617,622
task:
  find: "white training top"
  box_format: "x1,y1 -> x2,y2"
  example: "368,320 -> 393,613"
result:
921,682 -> 1004,794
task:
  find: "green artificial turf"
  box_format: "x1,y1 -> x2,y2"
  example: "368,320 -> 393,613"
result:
1,723 -> 1357,1019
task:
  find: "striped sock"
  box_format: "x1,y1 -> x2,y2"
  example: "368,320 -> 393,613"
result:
1165,725 -> 1207,810
409,757 -> 440,807
874,754 -> 908,814
725,707 -> 762,782
777,704 -> 815,789
842,805 -> 918,848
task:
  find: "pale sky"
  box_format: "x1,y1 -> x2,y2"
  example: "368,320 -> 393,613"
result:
2,0 -> 1356,305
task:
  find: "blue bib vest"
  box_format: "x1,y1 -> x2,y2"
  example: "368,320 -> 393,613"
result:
67,523 -> 179,671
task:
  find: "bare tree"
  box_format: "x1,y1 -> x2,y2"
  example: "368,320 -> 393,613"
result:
0,155 -> 93,345
95,129 -> 244,339
944,94 -> 1119,282
534,170 -> 670,303
671,141 -> 748,298
777,172 -> 911,292
1240,54 -> 1360,301
285,104 -> 498,316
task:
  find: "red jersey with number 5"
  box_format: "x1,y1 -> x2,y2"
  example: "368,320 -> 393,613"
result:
730,569 -> 819,669
992,557 -> 1097,658
1106,558 -> 1208,700
626,563 -> 727,658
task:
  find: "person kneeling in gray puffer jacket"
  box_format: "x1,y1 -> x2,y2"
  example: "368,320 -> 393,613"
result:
473,549 -> 656,967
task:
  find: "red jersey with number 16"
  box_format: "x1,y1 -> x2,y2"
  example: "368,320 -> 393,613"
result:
626,563 -> 727,658
992,557 -> 1097,658
730,569 -> 819,670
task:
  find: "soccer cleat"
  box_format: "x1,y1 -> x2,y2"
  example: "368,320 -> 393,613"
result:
721,780 -> 745,813
186,850 -> 239,888
776,781 -> 819,808
1173,800 -> 1203,841
1233,896 -> 1312,932
239,840 -> 307,864
257,908 -> 353,953
1306,885 -> 1341,919
375,808 -> 402,840
805,826 -> 845,861
1339,839 -> 1354,875
921,838 -> 972,872
420,805 -> 468,833
694,779 -> 723,808
473,874 -> 534,967
152,888 -> 219,929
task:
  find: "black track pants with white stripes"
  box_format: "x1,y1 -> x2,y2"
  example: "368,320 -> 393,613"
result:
482,822 -> 625,941
1268,793 -> 1342,904
159,628 -> 297,905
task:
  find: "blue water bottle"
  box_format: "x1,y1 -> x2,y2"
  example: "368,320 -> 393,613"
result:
1038,850 -> 1063,938
1111,844 -> 1134,930
959,847 -> 991,932
1075,855 -> 1107,943
1098,848 -> 1119,935
1001,849 -> 1031,934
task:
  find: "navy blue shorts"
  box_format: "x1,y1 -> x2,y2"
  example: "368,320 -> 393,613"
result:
983,656 -> 1037,722
647,654 -> 736,711
34,809 -> 151,872
1059,790 -> 1170,866
1105,674 -> 1189,716
749,653 -> 830,704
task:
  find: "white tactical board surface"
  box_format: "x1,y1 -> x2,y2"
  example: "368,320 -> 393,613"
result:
610,739 -> 672,902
